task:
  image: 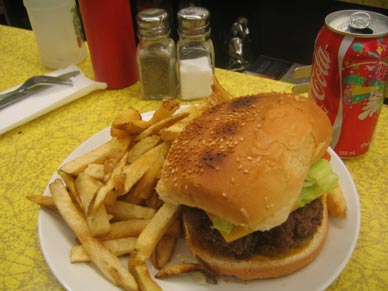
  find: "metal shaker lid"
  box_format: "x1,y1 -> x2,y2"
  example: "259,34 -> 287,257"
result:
325,10 -> 388,37
177,6 -> 210,36
136,8 -> 170,37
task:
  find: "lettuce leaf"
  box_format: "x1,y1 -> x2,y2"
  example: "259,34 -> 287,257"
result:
211,159 -> 338,234
296,159 -> 338,208
211,216 -> 234,234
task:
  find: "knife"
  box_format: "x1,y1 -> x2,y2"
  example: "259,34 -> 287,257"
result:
0,70 -> 80,110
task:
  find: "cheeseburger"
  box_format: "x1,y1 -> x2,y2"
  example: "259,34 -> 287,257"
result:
156,93 -> 339,280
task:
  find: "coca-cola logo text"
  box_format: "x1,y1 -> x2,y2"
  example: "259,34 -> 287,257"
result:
311,45 -> 330,101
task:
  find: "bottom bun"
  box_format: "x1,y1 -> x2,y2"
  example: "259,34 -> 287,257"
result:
183,198 -> 329,280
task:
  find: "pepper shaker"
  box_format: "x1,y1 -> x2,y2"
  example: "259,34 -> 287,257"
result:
177,6 -> 215,100
136,8 -> 178,100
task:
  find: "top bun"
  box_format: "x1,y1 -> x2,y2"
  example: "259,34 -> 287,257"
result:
156,93 -> 332,231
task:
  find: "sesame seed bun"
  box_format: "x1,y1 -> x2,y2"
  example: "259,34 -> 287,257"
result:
156,93 -> 332,231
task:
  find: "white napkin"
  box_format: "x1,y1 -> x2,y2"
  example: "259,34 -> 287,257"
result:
0,65 -> 107,135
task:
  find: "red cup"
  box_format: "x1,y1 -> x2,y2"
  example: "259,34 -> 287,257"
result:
78,0 -> 138,89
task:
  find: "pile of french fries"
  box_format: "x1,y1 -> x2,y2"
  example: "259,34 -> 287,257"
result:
27,78 -> 347,291
27,79 -> 232,291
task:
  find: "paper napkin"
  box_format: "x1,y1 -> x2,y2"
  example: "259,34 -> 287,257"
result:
0,65 -> 107,135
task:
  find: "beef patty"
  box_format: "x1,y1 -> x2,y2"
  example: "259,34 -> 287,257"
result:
183,197 -> 323,259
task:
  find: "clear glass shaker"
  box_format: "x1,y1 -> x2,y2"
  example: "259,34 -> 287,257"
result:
136,8 -> 178,100
177,6 -> 215,100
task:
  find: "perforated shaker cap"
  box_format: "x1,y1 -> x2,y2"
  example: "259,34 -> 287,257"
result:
177,6 -> 210,36
136,8 -> 170,37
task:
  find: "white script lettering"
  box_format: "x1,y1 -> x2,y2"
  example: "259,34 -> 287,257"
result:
311,45 -> 330,101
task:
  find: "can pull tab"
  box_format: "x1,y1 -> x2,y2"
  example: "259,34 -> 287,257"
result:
349,11 -> 373,34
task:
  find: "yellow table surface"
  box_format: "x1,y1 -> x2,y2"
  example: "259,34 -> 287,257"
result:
1,25 -> 387,291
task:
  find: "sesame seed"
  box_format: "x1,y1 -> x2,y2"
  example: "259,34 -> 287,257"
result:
240,208 -> 249,219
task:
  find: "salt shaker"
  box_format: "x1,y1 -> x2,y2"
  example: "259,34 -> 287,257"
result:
136,8 -> 178,100
177,6 -> 215,100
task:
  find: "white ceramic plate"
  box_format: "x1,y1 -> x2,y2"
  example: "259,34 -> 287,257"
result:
38,110 -> 360,291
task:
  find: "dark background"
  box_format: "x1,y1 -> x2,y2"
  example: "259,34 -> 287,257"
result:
1,0 -> 387,70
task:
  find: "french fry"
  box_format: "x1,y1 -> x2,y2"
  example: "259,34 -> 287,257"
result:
130,154 -> 165,200
60,139 -> 115,175
27,195 -> 56,209
159,124 -> 184,142
207,75 -> 232,107
159,105 -> 203,141
147,97 -> 180,125
110,126 -> 131,138
127,135 -> 160,164
103,137 -> 133,180
103,219 -> 150,240
129,262 -> 163,291
112,108 -> 142,126
84,163 -> 105,180
89,151 -> 129,214
134,112 -> 189,141
57,169 -> 82,209
327,182 -> 347,218
71,237 -> 137,263
159,105 -> 205,141
75,172 -> 102,213
155,263 -> 218,284
150,236 -> 177,270
110,108 -> 143,136
120,142 -> 170,196
75,172 -> 111,236
110,107 -> 150,136
117,120 -> 150,135
106,201 -> 156,220
87,205 -> 111,237
129,203 -> 181,264
49,179 -> 138,291
113,173 -> 127,199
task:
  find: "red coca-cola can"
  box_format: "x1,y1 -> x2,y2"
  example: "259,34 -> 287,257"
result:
309,10 -> 388,158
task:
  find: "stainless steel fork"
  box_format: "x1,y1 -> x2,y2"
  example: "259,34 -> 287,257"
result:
0,70 -> 80,109
0,75 -> 72,100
